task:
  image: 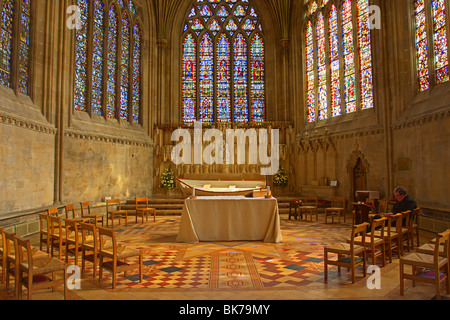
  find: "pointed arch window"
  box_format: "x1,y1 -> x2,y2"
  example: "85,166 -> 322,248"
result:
304,0 -> 374,124
74,0 -> 143,124
182,0 -> 266,127
414,0 -> 449,91
0,0 -> 32,95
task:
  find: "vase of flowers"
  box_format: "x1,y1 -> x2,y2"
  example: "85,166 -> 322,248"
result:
160,167 -> 175,192
273,167 -> 288,195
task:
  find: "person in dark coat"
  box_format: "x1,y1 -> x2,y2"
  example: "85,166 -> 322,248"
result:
392,186 -> 417,214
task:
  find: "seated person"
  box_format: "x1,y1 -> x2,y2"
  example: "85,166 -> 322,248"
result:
391,186 -> 417,214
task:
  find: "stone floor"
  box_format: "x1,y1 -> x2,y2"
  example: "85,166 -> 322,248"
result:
1,212 -> 448,305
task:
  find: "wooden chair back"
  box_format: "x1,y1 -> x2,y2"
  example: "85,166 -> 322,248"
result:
350,222 -> 369,251
107,199 -> 122,211
16,236 -> 33,271
47,207 -> 59,217
49,215 -> 63,236
80,222 -> 98,249
135,197 -> 149,208
436,230 -> 450,261
388,213 -> 402,234
401,210 -> 411,229
378,200 -> 389,214
98,226 -> 117,255
305,195 -> 318,207
64,219 -> 78,239
331,196 -> 345,208
80,202 -> 91,217
371,217 -> 387,239
65,204 -> 77,219
410,208 -> 420,227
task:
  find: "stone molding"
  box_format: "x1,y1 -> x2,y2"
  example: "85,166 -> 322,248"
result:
0,112 -> 56,135
392,109 -> 450,131
64,129 -> 153,148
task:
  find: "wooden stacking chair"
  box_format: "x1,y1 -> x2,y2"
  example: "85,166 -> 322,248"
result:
3,230 -> 19,297
80,201 -> 104,226
378,213 -> 402,263
288,199 -> 302,220
400,210 -> 412,254
98,226 -> 143,289
47,207 -> 60,217
299,195 -> 318,222
106,199 -> 128,227
324,222 -> 369,284
133,197 -> 156,224
64,219 -> 83,266
65,204 -> 78,219
80,222 -> 100,278
409,208 -> 421,249
378,200 -> 389,214
400,230 -> 449,300
49,215 -> 67,260
355,217 -> 387,267
324,196 -> 346,224
0,227 -> 6,283
38,213 -> 50,254
415,229 -> 450,258
16,237 -> 68,300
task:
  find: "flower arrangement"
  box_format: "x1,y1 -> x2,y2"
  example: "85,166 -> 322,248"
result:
273,166 -> 288,187
160,167 -> 175,190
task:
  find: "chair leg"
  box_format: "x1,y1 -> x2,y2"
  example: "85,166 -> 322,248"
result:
399,259 -> 404,295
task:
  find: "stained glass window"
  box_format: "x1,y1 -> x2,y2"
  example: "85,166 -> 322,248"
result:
0,0 -> 32,95
92,0 -> 104,116
74,0 -> 142,124
0,0 -> 32,94
0,0 -> 14,88
74,0 -> 89,112
357,0 -> 374,110
182,0 -> 265,126
316,13 -> 327,120
329,4 -> 341,117
342,0 -> 356,114
132,22 -> 141,124
414,0 -> 449,91
305,0 -> 375,124
107,4 -> 118,118
432,0 -> 449,84
120,13 -> 130,121
306,21 -> 315,123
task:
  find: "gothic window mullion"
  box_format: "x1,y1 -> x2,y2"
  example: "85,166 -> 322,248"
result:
101,0 -> 109,119
426,0 -> 437,87
10,0 -> 20,94
323,6 -> 332,120
351,0 -> 362,113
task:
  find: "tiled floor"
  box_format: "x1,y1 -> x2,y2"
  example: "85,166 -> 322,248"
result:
1,212 -> 448,301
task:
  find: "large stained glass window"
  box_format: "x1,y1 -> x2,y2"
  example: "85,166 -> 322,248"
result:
0,0 -> 32,95
74,0 -> 142,124
182,0 -> 266,126
305,0 -> 374,124
414,0 -> 449,91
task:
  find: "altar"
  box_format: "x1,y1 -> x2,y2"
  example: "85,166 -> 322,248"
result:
176,196 -> 283,243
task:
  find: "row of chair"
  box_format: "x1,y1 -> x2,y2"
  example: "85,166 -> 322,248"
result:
323,209 -> 449,299
0,218 -> 144,299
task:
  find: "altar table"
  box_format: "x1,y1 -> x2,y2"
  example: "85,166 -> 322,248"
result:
176,196 -> 283,243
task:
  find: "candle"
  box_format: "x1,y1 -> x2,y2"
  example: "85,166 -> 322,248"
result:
193,188 -> 196,196
267,186 -> 270,197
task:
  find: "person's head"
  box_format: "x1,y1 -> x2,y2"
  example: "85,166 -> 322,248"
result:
393,186 -> 407,202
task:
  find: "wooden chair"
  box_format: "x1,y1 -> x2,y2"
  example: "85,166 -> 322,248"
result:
38,213 -> 50,254
16,237 -> 68,300
64,219 -> 83,266
409,208 -> 421,249
378,200 -> 389,214
0,227 -> 5,284
378,213 -> 402,263
324,222 -> 369,284
400,230 -> 450,300
134,197 -> 156,224
288,200 -> 302,220
324,197 -> 346,224
49,215 -> 67,260
80,222 -> 99,278
400,210 -> 412,254
3,230 -> 19,297
106,199 -> 128,227
98,226 -> 143,289
356,217 -> 387,267
415,229 -> 450,258
80,201 -> 104,226
299,195 -> 318,222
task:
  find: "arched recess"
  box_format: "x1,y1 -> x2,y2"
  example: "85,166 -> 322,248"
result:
165,0 -> 281,125
346,148 -> 370,201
